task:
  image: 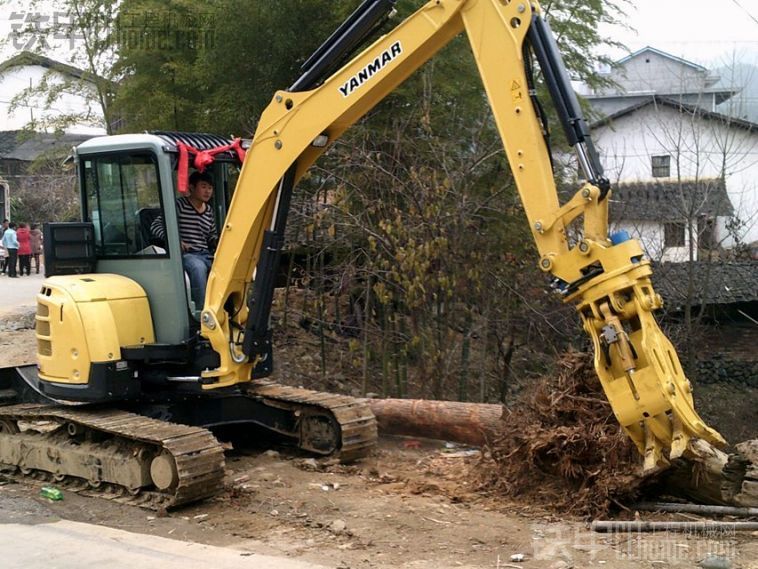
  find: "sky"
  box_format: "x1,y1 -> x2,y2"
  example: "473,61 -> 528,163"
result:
0,0 -> 757,71
597,0 -> 758,69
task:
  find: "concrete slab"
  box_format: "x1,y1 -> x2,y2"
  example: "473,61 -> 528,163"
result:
0,272 -> 44,313
3,518 -> 328,569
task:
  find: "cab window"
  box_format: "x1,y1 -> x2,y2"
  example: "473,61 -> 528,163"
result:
82,153 -> 167,258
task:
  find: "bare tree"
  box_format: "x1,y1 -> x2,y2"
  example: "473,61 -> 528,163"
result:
591,89 -> 758,373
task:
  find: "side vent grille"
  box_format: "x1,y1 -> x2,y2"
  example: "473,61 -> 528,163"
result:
36,298 -> 53,359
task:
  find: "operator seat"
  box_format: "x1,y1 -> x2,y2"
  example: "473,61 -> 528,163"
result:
136,207 -> 165,249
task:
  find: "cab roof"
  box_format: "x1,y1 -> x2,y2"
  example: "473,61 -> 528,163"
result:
75,131 -> 247,162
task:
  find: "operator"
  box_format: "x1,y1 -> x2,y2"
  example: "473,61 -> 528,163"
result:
152,171 -> 218,308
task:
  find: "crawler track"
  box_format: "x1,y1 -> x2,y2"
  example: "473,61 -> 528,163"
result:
247,381 -> 377,462
0,404 -> 225,510
0,371 -> 377,509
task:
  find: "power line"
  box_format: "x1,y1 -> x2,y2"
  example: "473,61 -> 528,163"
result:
730,0 -> 758,27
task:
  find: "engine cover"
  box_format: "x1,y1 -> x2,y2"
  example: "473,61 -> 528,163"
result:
35,274 -> 155,390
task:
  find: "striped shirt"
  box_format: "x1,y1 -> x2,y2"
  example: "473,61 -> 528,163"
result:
151,197 -> 217,252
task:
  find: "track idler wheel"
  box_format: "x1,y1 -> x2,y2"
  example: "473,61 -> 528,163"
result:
150,451 -> 178,491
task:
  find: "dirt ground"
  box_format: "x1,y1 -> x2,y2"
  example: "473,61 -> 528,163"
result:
1,307 -> 757,568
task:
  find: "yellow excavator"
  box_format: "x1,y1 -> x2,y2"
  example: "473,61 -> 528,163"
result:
0,0 -> 725,508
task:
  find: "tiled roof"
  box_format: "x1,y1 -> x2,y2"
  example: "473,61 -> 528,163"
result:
591,95 -> 758,132
610,178 -> 734,222
652,261 -> 758,308
0,130 -> 23,156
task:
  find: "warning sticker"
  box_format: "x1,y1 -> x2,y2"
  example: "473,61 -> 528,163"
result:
511,79 -> 523,103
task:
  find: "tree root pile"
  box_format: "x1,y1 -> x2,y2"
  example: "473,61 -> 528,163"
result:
478,351 -> 651,517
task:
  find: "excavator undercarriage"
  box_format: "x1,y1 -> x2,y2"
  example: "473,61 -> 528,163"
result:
0,367 -> 377,509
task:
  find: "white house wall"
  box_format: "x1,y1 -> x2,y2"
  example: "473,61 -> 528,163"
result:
592,50 -> 714,97
593,104 -> 758,246
0,64 -> 105,134
610,219 -> 692,263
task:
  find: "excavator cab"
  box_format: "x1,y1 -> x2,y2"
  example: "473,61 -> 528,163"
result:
27,132 -> 246,401
47,132 -> 242,342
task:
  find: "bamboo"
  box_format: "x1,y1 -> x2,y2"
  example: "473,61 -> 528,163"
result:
317,252 -> 326,377
361,270 -> 371,396
459,309 -> 472,402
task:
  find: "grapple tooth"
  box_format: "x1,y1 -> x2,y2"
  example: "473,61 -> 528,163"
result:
670,415 -> 687,460
643,422 -> 667,472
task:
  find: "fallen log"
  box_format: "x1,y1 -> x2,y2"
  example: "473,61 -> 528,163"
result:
661,439 -> 758,508
365,398 -> 502,447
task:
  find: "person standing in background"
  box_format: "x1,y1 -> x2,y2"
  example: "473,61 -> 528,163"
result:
0,219 -> 7,275
16,223 -> 32,276
2,222 -> 19,277
29,223 -> 43,274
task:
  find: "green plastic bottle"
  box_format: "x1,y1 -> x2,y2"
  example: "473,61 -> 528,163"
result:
40,486 -> 64,501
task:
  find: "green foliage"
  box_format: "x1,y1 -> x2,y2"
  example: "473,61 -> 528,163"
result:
541,0 -> 630,89
112,0 -> 212,131
113,0 -> 355,133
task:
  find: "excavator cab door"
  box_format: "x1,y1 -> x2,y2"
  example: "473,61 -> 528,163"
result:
73,133 -> 243,346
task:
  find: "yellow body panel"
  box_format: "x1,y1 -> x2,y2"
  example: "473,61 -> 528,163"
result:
36,274 -> 154,385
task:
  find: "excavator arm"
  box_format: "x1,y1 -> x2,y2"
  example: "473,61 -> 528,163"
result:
201,0 -> 725,468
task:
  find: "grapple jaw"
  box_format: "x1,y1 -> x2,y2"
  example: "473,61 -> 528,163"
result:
566,241 -> 726,471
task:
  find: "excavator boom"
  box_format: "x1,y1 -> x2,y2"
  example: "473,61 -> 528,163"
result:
201,0 -> 725,468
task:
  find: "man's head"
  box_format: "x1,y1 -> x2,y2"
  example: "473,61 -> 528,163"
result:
188,171 -> 214,203
2,219 -> 8,229
8,222 -> 16,229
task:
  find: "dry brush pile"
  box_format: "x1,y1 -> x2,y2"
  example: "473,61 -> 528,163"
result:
478,351 -> 650,517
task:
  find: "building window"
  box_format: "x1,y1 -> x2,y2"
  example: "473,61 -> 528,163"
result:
664,222 -> 685,247
698,217 -> 716,252
651,155 -> 670,178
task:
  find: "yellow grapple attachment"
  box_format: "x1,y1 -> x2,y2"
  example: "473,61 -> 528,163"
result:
566,239 -> 726,470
